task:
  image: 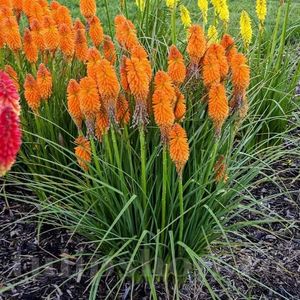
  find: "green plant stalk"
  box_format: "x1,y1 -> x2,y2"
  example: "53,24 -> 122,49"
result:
104,0 -> 113,37
178,177 -> 184,242
203,137 -> 219,185
161,145 -> 167,241
171,6 -> 177,44
103,134 -> 113,164
268,4 -> 282,60
139,126 -> 147,212
111,126 -> 125,185
90,137 -> 102,176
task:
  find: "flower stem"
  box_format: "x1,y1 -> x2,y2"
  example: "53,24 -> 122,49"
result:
161,145 -> 167,240
104,0 -> 113,37
178,177 -> 184,242
171,6 -> 177,44
139,126 -> 147,211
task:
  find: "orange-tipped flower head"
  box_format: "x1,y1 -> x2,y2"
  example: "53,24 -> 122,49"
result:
169,123 -> 189,177
24,74 -> 41,113
87,47 -> 102,80
116,94 -> 130,125
36,63 -> 52,100
114,15 -> 139,51
67,79 -> 83,130
3,16 -> 22,51
168,45 -> 186,86
79,76 -> 101,135
231,53 -> 250,92
174,87 -> 186,122
75,29 -> 88,62
187,25 -> 207,65
95,58 -> 120,119
58,23 -> 75,58
73,18 -> 85,30
208,83 -> 229,135
221,34 -> 238,65
4,65 -> 19,93
95,109 -> 109,141
103,35 -> 117,65
89,16 -> 104,47
23,29 -> 38,63
55,5 -> 72,27
120,55 -> 130,93
42,15 -> 59,51
74,136 -> 91,171
79,0 -> 96,20
30,19 -> 46,52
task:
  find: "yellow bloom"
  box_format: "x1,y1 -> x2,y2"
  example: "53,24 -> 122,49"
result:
198,0 -> 208,24
166,0 -> 177,9
180,5 -> 191,28
208,25 -> 219,43
136,0 -> 145,12
256,0 -> 267,25
240,10 -> 252,48
211,0 -> 229,23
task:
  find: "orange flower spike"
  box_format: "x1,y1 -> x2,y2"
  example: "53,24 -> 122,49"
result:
79,0 -> 96,20
208,83 -> 229,136
95,109 -> 109,141
12,0 -> 23,15
36,63 -> 52,100
87,47 -> 102,80
231,53 -> 250,92
187,24 -> 207,65
74,135 -> 91,171
23,29 -> 38,64
73,18 -> 85,30
103,35 -> 117,65
203,45 -> 221,87
0,0 -> 12,8
75,29 -> 89,62
169,123 -> 189,177
89,16 -> 104,48
50,0 -> 60,11
67,79 -> 83,130
214,44 -> 229,79
95,58 -> 120,117
152,71 -> 176,135
214,155 -> 228,183
221,34 -> 237,65
79,76 -> 101,134
4,65 -> 19,92
131,45 -> 152,81
116,94 -> 130,125
174,87 -> 186,122
58,23 -> 75,58
55,5 -> 72,27
114,15 -> 139,51
120,56 -> 130,93
42,15 -> 59,52
30,19 -> 46,52
3,16 -> 22,51
168,45 -> 186,86
24,74 -> 41,113
28,2 -> 44,22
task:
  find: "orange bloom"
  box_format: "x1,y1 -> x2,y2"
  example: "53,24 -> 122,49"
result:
79,0 -> 96,20
67,79 -> 83,130
95,58 -> 120,118
75,29 -> 88,62
131,45 -> 152,81
12,0 -> 23,16
208,83 -> 229,135
0,0 -> 12,9
74,135 -> 91,171
50,1 -> 60,11
187,25 -> 207,65
103,35 -> 116,65
95,108 -> 109,141
87,47 -> 102,80
42,16 -> 59,51
24,74 -> 41,113
114,15 -> 139,51
116,94 -> 130,125
89,16 -> 104,48
79,76 -> 101,134
214,155 -> 228,183
169,123 -> 189,176
152,71 -> 176,139
231,53 -> 250,92
73,18 -> 85,30
22,0 -> 33,16
174,87 -> 186,122
221,34 -> 237,65
23,29 -> 38,63
30,19 -> 46,52
4,65 -> 19,92
203,43 -> 228,87
3,16 -> 22,51
54,5 -> 72,27
120,55 -> 130,93
0,30 -> 4,49
37,63 -> 52,100
168,45 -> 186,86
27,2 -> 44,23
58,23 -> 75,58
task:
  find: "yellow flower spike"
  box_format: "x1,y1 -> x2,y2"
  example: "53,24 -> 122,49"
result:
198,0 -> 208,24
207,25 -> 219,44
180,5 -> 191,28
256,0 -> 267,27
135,0 -> 145,12
240,10 -> 252,49
211,0 -> 229,24
166,0 -> 177,9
